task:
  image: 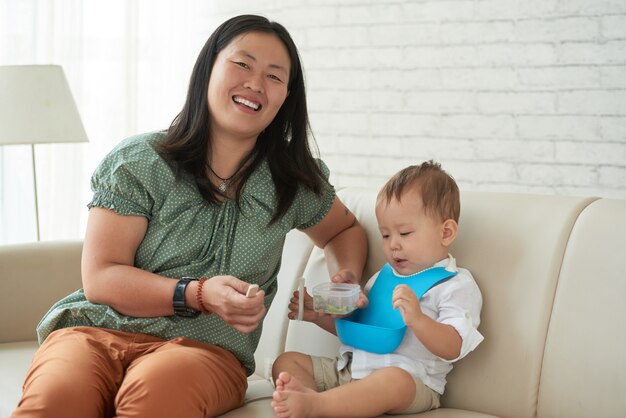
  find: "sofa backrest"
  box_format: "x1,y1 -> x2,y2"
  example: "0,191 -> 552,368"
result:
537,198 -> 626,418
254,227 -> 315,380
280,188 -> 599,418
0,241 -> 83,343
440,191 -> 596,418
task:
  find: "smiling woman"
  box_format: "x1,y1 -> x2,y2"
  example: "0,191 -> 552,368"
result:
10,14 -> 367,418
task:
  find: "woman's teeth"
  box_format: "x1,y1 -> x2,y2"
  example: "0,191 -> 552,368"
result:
233,96 -> 260,111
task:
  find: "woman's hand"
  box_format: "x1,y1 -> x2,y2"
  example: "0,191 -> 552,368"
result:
286,286 -> 344,323
304,197 -> 368,291
288,268 -> 367,324
201,276 -> 266,334
287,281 -> 368,334
331,269 -> 368,309
330,268 -> 357,284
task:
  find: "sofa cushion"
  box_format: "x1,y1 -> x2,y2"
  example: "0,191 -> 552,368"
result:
0,341 -> 38,417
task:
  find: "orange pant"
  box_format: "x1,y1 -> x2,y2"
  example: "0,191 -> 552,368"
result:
11,327 -> 248,418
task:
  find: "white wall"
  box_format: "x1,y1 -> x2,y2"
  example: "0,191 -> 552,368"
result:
1,0 -> 625,243
212,0 -> 626,198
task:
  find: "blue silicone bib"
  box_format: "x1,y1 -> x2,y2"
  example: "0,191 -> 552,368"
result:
335,264 -> 457,354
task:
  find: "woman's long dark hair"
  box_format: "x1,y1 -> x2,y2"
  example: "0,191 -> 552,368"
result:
158,14 -> 325,224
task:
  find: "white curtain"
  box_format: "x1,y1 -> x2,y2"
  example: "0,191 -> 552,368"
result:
0,0 -> 219,244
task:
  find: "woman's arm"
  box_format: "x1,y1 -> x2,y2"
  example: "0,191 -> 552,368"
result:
303,196 -> 368,286
303,196 -> 369,330
81,207 -> 176,317
82,207 -> 266,332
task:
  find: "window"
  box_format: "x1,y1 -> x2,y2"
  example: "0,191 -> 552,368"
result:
0,0 -> 216,244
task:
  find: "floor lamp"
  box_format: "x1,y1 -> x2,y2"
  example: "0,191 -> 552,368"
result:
0,65 -> 88,241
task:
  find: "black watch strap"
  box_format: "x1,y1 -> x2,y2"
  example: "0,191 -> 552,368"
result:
173,277 -> 200,317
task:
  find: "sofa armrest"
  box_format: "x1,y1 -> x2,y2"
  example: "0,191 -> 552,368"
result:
0,241 -> 83,343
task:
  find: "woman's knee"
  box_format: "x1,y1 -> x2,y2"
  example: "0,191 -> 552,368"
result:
116,344 -> 247,418
16,371 -> 113,418
14,329 -> 120,417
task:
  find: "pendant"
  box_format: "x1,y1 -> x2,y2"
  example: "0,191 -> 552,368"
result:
218,181 -> 228,193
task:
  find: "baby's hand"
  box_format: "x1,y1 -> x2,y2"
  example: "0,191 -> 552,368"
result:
355,291 -> 368,310
287,287 -> 318,322
392,284 -> 424,328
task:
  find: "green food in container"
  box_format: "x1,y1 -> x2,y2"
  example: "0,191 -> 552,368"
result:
312,283 -> 360,315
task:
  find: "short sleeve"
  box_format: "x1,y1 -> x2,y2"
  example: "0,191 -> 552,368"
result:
294,159 -> 336,230
88,133 -> 167,219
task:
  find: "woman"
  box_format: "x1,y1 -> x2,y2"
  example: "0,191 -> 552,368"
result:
12,14 -> 367,418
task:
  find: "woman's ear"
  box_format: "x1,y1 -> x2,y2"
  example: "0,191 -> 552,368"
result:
441,219 -> 458,247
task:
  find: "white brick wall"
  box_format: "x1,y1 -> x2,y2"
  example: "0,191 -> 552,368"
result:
210,0 -> 626,198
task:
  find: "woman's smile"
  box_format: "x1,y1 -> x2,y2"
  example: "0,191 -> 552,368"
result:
233,95 -> 261,111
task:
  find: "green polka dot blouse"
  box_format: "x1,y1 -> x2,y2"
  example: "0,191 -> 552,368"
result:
36,131 -> 335,375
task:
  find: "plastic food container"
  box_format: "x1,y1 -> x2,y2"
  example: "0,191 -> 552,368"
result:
312,283 -> 360,315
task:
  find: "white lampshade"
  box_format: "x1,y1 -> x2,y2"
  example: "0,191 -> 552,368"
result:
0,65 -> 88,145
0,64 -> 88,241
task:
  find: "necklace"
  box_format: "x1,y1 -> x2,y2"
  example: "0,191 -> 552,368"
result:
207,163 -> 240,193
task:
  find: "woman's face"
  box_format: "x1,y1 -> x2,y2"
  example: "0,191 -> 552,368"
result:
207,31 -> 291,142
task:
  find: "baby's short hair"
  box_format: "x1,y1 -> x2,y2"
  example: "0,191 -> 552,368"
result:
377,160 -> 460,223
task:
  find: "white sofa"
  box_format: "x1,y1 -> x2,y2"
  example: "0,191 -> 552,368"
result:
1,188 -> 625,418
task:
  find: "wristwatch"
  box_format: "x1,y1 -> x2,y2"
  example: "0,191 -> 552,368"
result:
173,277 -> 200,317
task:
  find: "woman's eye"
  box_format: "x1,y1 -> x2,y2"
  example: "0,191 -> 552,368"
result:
268,74 -> 283,82
235,62 -> 249,69
381,234 -> 389,239
400,232 -> 412,236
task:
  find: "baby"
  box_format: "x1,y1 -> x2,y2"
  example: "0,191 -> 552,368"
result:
271,161 -> 483,418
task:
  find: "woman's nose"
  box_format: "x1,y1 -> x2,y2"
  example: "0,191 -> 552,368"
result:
244,73 -> 264,93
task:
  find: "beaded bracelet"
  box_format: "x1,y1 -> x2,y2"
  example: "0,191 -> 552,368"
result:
196,277 -> 211,314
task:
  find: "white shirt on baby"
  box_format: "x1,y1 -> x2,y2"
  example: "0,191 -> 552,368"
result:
337,255 -> 484,394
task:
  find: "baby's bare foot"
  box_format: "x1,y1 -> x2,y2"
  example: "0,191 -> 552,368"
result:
271,389 -> 316,418
275,372 -> 315,394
